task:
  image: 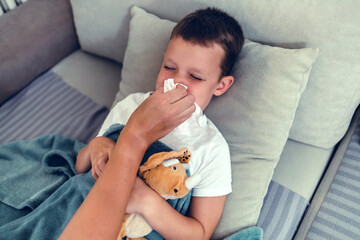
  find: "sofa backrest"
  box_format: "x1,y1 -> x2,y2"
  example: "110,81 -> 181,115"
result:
0,0 -> 79,104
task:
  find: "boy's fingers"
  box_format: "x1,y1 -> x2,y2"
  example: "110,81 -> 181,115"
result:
98,158 -> 107,171
94,165 -> 102,178
91,168 -> 98,180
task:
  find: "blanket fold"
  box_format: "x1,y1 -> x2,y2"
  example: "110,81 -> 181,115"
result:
0,134 -> 85,226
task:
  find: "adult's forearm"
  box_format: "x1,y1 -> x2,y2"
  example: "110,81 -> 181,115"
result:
60,130 -> 148,240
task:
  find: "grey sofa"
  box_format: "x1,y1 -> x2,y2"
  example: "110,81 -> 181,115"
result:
1,0 -> 359,239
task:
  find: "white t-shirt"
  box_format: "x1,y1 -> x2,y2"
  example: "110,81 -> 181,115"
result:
98,92 -> 232,197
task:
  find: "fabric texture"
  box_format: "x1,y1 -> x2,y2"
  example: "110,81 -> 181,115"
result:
0,134 -> 85,226
0,0 -> 79,105
69,0 -> 360,149
0,0 -> 17,14
0,71 -> 109,145
306,115 -> 360,240
257,181 -> 309,240
107,6 -> 318,238
223,226 -> 263,240
98,92 -> 232,198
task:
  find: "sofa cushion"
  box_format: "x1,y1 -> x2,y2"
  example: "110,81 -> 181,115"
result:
70,0 -> 360,149
111,6 -> 318,238
52,50 -> 123,109
0,0 -> 79,105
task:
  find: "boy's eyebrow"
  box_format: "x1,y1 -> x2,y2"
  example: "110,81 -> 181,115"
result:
189,68 -> 204,75
164,58 -> 176,65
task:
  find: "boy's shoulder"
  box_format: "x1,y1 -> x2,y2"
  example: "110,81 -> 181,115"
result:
186,116 -> 230,154
205,118 -> 228,143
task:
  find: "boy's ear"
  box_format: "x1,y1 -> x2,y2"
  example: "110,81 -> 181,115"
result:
214,76 -> 234,96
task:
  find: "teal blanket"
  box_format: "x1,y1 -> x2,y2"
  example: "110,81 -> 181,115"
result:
0,124 -> 262,240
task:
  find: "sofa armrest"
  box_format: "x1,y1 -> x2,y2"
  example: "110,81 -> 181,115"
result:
0,0 -> 79,104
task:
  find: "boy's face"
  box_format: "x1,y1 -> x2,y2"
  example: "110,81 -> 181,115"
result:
156,37 -> 234,111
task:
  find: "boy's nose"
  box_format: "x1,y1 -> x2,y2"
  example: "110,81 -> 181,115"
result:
173,80 -> 187,89
173,76 -> 187,86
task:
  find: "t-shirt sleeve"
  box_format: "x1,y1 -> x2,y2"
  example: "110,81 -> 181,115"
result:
191,137 -> 232,197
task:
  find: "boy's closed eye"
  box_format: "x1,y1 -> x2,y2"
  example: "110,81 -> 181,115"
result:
164,65 -> 175,70
190,74 -> 202,81
164,65 -> 203,81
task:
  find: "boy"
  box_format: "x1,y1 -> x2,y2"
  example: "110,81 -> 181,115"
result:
63,7 -> 244,240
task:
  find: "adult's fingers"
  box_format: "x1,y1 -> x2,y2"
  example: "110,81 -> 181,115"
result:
174,102 -> 197,124
173,93 -> 196,110
155,85 -> 189,104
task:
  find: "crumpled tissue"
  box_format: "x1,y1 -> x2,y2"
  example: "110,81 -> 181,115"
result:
163,79 -> 205,135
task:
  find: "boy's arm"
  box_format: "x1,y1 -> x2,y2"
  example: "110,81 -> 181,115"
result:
129,177 -> 226,240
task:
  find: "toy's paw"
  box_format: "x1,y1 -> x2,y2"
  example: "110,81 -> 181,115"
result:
177,148 -> 191,163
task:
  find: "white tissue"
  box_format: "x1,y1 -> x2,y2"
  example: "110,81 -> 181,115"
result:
163,79 -> 204,135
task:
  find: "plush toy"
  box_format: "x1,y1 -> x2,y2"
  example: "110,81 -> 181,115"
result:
117,147 -> 201,240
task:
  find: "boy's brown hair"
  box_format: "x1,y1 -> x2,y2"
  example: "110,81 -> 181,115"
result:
170,7 -> 244,78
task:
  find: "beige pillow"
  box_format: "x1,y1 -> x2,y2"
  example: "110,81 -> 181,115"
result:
113,6 -> 318,238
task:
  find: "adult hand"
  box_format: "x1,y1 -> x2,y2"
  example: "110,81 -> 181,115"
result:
125,86 -> 195,147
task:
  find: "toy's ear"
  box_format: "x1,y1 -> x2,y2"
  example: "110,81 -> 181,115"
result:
139,152 -> 171,174
162,158 -> 180,167
139,147 -> 191,174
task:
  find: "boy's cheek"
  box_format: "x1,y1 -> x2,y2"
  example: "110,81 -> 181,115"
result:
156,72 -> 168,89
155,76 -> 165,89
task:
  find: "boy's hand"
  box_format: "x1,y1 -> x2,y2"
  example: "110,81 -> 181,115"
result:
125,86 -> 196,147
89,136 -> 115,179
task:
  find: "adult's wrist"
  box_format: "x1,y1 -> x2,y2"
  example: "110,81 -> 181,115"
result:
120,123 -> 152,150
